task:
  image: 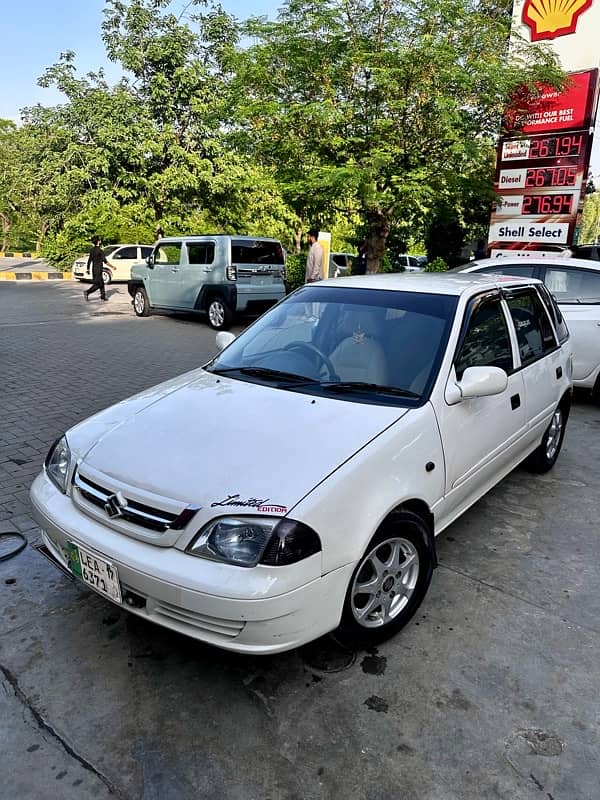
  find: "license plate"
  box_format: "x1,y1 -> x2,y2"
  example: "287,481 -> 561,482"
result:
66,542 -> 122,604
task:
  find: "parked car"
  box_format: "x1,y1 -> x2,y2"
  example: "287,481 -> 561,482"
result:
328,252 -> 355,278
73,244 -> 154,284
31,273 -> 572,654
128,235 -> 286,330
456,257 -> 600,400
392,254 -> 425,272
572,244 -> 600,261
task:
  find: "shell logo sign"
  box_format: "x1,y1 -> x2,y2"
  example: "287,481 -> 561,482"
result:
522,0 -> 593,41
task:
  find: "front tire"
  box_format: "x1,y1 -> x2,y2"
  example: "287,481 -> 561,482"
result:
525,402 -> 567,473
207,296 -> 233,330
133,287 -> 151,317
102,268 -> 112,286
335,511 -> 434,649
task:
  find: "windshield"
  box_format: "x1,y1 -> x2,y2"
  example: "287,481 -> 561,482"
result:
208,285 -> 458,405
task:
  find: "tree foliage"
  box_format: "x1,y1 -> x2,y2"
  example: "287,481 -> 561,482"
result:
0,0 -> 565,270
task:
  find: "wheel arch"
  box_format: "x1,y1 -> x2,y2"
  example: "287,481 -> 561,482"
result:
377,499 -> 437,568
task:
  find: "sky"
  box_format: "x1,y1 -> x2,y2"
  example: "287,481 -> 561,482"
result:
1,0 -> 598,174
0,0 -> 280,120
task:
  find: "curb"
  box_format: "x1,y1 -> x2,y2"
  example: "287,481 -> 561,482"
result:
0,252 -> 40,258
0,272 -> 73,281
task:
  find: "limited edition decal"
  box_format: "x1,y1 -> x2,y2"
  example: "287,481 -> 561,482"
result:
211,494 -> 288,514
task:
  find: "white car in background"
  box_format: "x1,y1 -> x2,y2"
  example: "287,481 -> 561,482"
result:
73,244 -> 154,284
457,257 -> 600,400
31,274 -> 572,654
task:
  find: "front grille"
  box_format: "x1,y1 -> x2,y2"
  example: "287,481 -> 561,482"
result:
73,471 -> 196,533
151,599 -> 245,639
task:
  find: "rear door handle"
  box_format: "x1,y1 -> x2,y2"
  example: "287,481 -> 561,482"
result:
511,393 -> 521,410
556,366 -> 562,379
171,267 -> 179,273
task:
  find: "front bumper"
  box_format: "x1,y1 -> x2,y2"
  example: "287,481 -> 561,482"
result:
30,472 -> 352,654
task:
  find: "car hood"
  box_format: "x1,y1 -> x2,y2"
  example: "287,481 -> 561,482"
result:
71,369 -> 409,513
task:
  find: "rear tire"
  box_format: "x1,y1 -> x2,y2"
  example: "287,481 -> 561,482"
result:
335,511 -> 434,649
525,402 -> 568,473
207,296 -> 233,330
133,287 -> 151,317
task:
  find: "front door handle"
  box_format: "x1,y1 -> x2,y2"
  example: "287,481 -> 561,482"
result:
511,393 -> 521,410
171,267 -> 179,273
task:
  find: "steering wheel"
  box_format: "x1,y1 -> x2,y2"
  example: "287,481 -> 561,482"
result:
283,341 -> 337,381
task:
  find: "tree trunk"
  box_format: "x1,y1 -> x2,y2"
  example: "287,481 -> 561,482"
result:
365,210 -> 391,273
0,213 -> 10,253
293,226 -> 303,254
35,220 -> 49,253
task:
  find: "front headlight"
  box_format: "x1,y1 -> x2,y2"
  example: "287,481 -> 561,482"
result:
186,516 -> 321,568
44,436 -> 72,494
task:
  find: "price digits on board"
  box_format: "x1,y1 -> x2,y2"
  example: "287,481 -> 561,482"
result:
521,193 -> 574,215
528,133 -> 584,159
525,166 -> 578,188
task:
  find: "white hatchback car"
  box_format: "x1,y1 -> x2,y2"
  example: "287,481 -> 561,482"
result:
73,244 -> 154,284
457,257 -> 600,400
30,274 -> 572,654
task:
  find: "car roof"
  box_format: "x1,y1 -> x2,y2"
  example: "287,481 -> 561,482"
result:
105,243 -> 149,248
157,235 -> 281,243
459,256 -> 600,272
317,272 -> 542,297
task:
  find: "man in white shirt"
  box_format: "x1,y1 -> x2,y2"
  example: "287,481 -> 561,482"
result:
305,228 -> 324,283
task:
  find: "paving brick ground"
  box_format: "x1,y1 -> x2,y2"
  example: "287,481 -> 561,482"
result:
0,282 -> 239,537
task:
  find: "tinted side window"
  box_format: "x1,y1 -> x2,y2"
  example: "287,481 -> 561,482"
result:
231,239 -> 284,265
187,243 -> 215,265
155,243 -> 182,265
506,290 -> 556,366
478,264 -> 536,277
114,246 -> 137,259
140,247 -> 153,259
537,284 -> 569,344
455,298 -> 513,379
544,266 -> 600,303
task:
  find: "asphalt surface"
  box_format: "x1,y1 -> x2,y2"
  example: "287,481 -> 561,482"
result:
1,281 -> 599,800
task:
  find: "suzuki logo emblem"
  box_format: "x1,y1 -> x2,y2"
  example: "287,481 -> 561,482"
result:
104,491 -> 127,518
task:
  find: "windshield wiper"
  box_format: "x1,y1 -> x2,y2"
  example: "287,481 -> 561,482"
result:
318,381 -> 421,398
209,366 -> 316,383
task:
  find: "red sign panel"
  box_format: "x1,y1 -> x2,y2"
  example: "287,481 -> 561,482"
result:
505,69 -> 598,134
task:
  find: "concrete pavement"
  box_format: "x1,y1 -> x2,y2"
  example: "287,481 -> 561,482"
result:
1,282 -> 599,800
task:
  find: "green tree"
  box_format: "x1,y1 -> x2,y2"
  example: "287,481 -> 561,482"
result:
235,0 -> 564,270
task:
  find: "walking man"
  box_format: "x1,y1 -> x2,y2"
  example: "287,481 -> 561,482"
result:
84,237 -> 109,302
305,228 -> 324,283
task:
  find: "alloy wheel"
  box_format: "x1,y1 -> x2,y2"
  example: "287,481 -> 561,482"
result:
351,537 -> 420,628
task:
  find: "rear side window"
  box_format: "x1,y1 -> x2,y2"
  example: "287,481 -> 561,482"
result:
537,284 -> 569,344
505,290 -> 557,366
455,298 -> 513,379
187,243 -> 215,265
477,264 -> 536,277
155,243 -> 182,265
114,246 -> 137,259
544,266 -> 600,303
140,247 -> 153,259
231,239 -> 284,265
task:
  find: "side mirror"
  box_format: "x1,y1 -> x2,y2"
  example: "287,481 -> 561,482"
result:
146,255 -> 154,269
216,331 -> 236,352
445,366 -> 508,405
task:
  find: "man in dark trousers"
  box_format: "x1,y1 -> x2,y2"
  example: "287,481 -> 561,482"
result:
84,237 -> 109,301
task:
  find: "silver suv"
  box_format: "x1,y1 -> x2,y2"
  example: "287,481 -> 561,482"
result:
128,235 -> 286,329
